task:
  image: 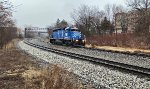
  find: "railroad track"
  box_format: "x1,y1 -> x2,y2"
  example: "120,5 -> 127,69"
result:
39,38 -> 150,58
24,39 -> 150,75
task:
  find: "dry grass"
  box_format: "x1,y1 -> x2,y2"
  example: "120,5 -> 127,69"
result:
0,40 -> 92,89
90,45 -> 150,54
22,65 -> 92,89
86,33 -> 150,53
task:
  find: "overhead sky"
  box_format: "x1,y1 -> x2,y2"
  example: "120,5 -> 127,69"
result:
11,0 -> 126,28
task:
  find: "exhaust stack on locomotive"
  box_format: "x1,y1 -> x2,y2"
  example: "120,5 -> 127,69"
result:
50,27 -> 86,46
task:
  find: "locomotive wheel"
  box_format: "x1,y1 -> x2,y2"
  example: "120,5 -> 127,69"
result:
61,39 -> 65,45
82,43 -> 85,46
50,39 -> 53,43
50,39 -> 56,44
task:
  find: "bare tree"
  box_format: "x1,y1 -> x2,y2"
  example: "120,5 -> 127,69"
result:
55,19 -> 69,28
127,0 -> 150,11
0,0 -> 17,49
104,4 -> 111,21
112,4 -> 125,21
92,10 -> 105,34
103,4 -> 126,34
71,5 -> 105,36
0,0 -> 14,27
126,0 -> 150,37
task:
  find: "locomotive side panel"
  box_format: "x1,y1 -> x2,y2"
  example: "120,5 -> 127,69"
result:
58,29 -> 65,40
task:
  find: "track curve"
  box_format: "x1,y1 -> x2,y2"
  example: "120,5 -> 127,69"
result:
24,39 -> 150,75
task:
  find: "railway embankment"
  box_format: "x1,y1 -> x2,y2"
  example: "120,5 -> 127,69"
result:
19,40 -> 150,89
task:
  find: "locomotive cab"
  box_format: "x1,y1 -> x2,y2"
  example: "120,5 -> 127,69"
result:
70,27 -> 86,46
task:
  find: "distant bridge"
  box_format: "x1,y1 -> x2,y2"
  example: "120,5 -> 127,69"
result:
24,27 -> 49,38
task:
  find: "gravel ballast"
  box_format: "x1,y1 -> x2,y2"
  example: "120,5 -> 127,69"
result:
30,39 -> 150,69
18,41 -> 150,89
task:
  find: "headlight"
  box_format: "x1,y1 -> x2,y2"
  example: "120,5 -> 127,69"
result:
82,40 -> 85,42
76,40 -> 78,42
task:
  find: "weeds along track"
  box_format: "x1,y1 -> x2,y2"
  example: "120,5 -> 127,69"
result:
24,39 -> 150,75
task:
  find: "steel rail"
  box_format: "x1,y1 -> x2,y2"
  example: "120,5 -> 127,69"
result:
38,38 -> 150,57
24,40 -> 150,75
84,47 -> 150,58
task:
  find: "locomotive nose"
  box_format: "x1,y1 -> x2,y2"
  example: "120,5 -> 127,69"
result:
72,32 -> 81,39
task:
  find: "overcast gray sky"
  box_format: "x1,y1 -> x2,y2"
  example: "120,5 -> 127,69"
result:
11,0 -> 126,28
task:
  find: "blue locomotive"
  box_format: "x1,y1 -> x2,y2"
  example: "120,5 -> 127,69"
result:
50,27 -> 86,46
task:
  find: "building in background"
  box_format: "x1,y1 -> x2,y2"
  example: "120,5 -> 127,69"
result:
115,12 -> 128,33
115,10 -> 142,33
127,10 -> 140,33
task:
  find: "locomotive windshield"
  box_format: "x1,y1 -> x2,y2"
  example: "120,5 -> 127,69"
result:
71,28 -> 79,31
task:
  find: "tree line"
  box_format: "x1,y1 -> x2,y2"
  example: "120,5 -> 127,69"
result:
0,0 -> 19,49
71,4 -> 124,36
50,0 -> 150,38
127,0 -> 150,40
49,4 -> 125,36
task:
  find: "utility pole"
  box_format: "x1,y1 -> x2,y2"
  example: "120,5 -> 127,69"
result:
115,14 -> 117,47
24,28 -> 27,38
